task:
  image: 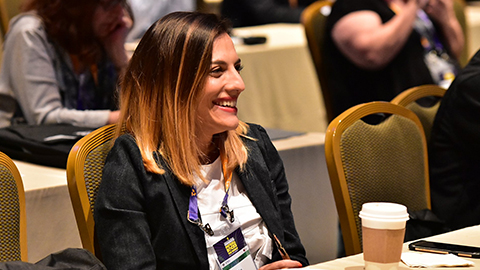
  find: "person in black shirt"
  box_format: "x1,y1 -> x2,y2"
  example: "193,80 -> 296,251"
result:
221,0 -> 316,27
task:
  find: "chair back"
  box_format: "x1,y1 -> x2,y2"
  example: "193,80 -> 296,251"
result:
0,151 -> 27,262
391,84 -> 446,142
325,102 -> 431,256
66,124 -> 116,257
301,0 -> 335,122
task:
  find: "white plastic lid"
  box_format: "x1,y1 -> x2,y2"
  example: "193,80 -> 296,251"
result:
359,202 -> 409,229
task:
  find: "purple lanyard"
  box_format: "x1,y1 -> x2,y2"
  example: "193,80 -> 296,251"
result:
187,149 -> 234,236
416,9 -> 445,53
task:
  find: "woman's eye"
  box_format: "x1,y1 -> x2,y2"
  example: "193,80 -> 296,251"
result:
210,67 -> 223,75
236,64 -> 244,72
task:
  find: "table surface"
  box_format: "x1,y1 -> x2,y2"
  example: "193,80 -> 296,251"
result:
306,225 -> 480,269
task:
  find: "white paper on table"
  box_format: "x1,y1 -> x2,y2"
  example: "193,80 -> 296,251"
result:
401,252 -> 475,267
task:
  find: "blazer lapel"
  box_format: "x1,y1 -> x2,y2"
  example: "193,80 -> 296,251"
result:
237,145 -> 283,240
163,170 -> 209,269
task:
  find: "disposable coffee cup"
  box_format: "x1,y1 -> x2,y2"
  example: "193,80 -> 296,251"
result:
359,202 -> 409,270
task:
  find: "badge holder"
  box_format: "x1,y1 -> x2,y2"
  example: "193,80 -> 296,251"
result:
205,219 -> 258,270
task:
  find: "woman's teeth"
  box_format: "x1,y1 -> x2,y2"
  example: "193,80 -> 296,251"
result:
215,100 -> 236,108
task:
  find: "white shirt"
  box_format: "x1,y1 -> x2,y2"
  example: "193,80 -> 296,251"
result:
195,158 -> 273,269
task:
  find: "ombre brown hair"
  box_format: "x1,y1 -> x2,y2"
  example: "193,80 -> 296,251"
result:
117,11 -> 249,186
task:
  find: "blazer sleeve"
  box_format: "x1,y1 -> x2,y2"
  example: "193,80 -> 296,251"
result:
94,135 -> 157,270
249,124 -> 309,266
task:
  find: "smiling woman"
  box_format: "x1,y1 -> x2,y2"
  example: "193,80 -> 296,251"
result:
0,0 -> 132,128
94,11 -> 309,270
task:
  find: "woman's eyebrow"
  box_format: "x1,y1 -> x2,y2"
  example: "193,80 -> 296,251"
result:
211,58 -> 242,65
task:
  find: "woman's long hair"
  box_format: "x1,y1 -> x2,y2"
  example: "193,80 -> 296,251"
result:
118,12 -> 249,186
22,0 -> 124,64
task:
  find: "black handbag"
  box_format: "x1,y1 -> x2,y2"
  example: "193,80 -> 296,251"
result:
0,124 -> 93,168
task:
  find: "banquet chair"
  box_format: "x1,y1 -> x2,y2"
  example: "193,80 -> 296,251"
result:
391,84 -> 446,142
0,151 -> 27,262
325,101 -> 431,256
301,0 -> 335,122
66,124 -> 116,258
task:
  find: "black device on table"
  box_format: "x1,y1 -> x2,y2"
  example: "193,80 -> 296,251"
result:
409,240 -> 480,258
242,36 -> 267,45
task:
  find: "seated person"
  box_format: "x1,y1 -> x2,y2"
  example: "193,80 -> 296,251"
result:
94,11 -> 308,270
221,0 -> 317,27
126,0 -> 195,42
429,49 -> 480,231
0,0 -> 132,128
324,0 -> 464,118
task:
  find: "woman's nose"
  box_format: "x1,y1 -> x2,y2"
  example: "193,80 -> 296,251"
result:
228,70 -> 245,94
109,3 -> 124,18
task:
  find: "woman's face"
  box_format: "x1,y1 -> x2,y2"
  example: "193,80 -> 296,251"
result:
92,0 -> 125,39
196,33 -> 245,139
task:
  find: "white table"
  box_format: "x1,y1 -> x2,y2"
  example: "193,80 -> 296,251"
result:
466,4 -> 480,58
14,160 -> 81,263
307,225 -> 480,269
14,131 -> 338,264
233,24 -> 328,133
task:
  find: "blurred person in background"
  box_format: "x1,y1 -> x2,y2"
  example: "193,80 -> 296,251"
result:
323,0 -> 464,118
126,0 -> 195,42
221,0 -> 317,27
0,0 -> 132,128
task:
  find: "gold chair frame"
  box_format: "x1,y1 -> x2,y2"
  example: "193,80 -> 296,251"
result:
392,84 -> 446,141
325,102 -> 431,255
0,151 -> 27,262
66,124 -> 116,257
391,84 -> 446,107
301,0 -> 335,122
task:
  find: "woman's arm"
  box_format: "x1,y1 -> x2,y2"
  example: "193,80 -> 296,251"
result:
3,15 -> 114,127
425,0 -> 464,60
94,135 -> 157,270
331,0 -> 420,69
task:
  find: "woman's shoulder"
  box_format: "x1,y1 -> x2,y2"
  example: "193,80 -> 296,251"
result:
112,133 -> 138,151
7,12 -> 45,36
245,123 -> 268,139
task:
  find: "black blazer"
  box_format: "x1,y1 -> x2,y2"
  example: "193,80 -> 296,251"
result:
94,124 -> 308,270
